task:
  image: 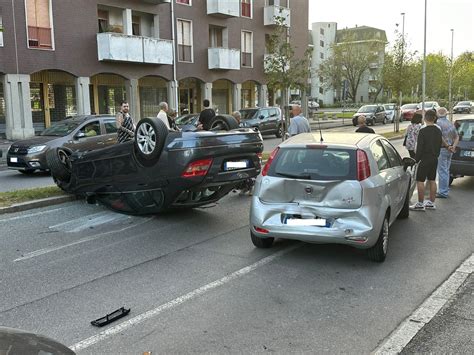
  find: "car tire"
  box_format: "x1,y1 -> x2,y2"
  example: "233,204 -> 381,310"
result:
134,117 -> 168,162
275,124 -> 283,138
250,230 -> 274,248
209,115 -> 239,131
397,185 -> 410,219
367,215 -> 389,262
383,116 -> 387,125
19,169 -> 36,175
46,147 -> 73,182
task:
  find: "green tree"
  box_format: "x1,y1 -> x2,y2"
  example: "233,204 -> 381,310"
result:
452,51 -> 474,101
264,11 -> 311,138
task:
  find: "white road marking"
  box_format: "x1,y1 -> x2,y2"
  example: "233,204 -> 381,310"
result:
14,218 -> 153,262
373,253 -> 474,354
0,207 -> 64,222
69,243 -> 301,352
50,211 -> 129,233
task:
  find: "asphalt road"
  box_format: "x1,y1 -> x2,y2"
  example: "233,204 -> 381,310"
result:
0,149 -> 472,354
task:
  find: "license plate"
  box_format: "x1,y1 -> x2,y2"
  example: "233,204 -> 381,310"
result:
462,150 -> 474,157
9,157 -> 18,163
224,160 -> 249,171
286,218 -> 327,226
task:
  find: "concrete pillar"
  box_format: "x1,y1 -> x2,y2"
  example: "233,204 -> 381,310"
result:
232,83 -> 242,112
3,74 -> 35,140
153,15 -> 160,38
75,77 -> 91,115
258,84 -> 268,107
202,82 -> 213,107
167,80 -> 178,112
125,78 -> 140,122
123,9 -> 133,36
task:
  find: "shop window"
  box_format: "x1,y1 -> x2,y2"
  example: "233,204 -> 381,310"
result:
26,0 -> 54,49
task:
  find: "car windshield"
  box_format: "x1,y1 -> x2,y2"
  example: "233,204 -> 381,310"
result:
268,147 -> 356,181
456,120 -> 474,142
384,104 -> 395,110
175,114 -> 197,126
240,109 -> 258,120
358,105 -> 376,113
40,121 -> 80,136
457,101 -> 470,106
402,104 -> 418,110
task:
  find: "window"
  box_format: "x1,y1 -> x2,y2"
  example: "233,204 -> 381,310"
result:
381,140 -> 402,167
98,10 -> 109,33
320,40 -> 324,47
209,26 -> 224,47
104,119 -> 118,134
320,53 -> 324,59
319,87 -> 324,94
320,28 -> 324,35
177,19 -> 192,62
241,31 -> 253,68
176,0 -> 191,5
79,121 -> 101,137
241,0 -> 251,18
132,16 -> 140,36
319,76 -> 324,83
371,140 -> 390,171
0,14 -> 3,47
26,0 -> 54,49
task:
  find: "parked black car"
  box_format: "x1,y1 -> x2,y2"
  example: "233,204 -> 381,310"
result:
453,101 -> 473,114
47,115 -> 263,215
450,117 -> 474,185
239,107 -> 284,138
352,105 -> 387,126
7,115 -> 117,174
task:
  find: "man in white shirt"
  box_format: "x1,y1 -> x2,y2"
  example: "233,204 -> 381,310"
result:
157,102 -> 170,129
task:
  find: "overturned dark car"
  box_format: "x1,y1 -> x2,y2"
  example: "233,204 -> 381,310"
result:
47,115 -> 263,215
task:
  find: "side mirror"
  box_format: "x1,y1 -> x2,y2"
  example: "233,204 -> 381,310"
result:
259,115 -> 265,119
402,157 -> 416,171
75,132 -> 86,139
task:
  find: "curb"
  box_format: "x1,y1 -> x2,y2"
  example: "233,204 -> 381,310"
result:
0,194 -> 77,215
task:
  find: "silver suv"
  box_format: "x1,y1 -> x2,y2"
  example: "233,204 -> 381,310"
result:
249,132 -> 416,262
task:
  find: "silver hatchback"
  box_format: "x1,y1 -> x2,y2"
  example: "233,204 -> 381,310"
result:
250,132 -> 416,262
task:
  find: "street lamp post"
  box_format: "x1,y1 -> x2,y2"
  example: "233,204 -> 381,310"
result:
421,0 -> 427,119
396,12 -> 405,132
448,29 -> 454,121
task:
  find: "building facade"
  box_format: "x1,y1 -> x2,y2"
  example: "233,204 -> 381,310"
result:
310,23 -> 386,106
0,0 -> 308,139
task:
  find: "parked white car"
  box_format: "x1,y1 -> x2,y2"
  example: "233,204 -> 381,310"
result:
383,104 -> 396,123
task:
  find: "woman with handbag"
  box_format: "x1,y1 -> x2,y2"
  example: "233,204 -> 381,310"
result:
404,112 -> 422,158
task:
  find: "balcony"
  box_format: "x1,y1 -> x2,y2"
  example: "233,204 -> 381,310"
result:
97,33 -> 173,65
264,5 -> 290,27
208,47 -> 240,70
207,0 -> 239,17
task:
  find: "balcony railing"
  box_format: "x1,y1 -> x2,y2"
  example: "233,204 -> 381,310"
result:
208,47 -> 240,70
97,32 -> 173,65
206,0 -> 239,17
264,5 -> 290,27
27,26 -> 53,49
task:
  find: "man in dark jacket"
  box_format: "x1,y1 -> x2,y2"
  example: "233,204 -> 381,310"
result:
198,99 -> 216,130
355,116 -> 375,133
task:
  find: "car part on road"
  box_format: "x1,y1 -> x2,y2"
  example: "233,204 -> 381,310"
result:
91,307 -> 131,327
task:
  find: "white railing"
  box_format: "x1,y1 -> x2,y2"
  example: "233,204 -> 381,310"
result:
208,47 -> 240,70
207,0 -> 240,17
264,5 -> 291,27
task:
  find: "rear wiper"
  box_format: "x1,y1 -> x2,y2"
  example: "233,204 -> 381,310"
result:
276,171 -> 311,179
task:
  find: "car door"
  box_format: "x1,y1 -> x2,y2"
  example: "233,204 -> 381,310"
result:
64,120 -> 105,152
267,108 -> 280,133
101,117 -> 119,147
376,106 -> 384,123
258,109 -> 271,133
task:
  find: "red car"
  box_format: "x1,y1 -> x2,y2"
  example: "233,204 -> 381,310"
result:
401,104 -> 418,121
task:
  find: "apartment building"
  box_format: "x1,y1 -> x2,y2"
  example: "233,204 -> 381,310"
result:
0,0 -> 308,139
310,23 -> 386,105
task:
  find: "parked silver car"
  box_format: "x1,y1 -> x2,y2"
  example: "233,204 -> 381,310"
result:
249,132 -> 416,262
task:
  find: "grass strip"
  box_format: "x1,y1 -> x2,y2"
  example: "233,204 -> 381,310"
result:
0,185 -> 65,208
381,129 -> 406,139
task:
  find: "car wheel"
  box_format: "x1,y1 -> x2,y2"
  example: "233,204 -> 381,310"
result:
367,215 -> 389,262
275,124 -> 283,138
449,176 -> 454,186
397,185 -> 410,219
46,147 -> 73,182
19,169 -> 36,175
134,117 -> 168,162
209,115 -> 239,131
250,230 -> 274,248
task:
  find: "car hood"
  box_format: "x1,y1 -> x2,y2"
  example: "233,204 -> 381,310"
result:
10,136 -> 59,147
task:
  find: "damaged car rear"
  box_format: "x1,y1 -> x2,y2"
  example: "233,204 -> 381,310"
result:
249,132 -> 416,262
47,115 -> 263,215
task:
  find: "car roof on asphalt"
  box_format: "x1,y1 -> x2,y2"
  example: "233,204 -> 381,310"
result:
281,132 -> 378,148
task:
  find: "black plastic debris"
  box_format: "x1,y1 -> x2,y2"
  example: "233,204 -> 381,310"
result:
91,307 -> 130,327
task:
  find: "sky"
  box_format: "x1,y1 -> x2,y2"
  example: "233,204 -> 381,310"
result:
308,0 -> 474,58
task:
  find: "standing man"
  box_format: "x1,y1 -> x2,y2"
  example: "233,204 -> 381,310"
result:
116,101 -> 135,143
355,115 -> 375,133
288,104 -> 311,137
436,107 -> 459,198
410,110 -> 451,211
198,99 -> 216,130
157,102 -> 170,130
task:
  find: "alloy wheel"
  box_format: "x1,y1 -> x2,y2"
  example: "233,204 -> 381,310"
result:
136,122 -> 157,155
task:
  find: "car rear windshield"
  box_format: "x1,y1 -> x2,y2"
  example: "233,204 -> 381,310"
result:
240,109 -> 258,120
40,121 -> 80,136
358,105 -> 376,113
268,147 -> 357,181
402,104 -> 418,110
457,120 -> 474,142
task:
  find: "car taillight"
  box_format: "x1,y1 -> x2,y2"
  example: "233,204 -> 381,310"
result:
182,158 -> 213,178
357,149 -> 371,181
262,147 -> 279,176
